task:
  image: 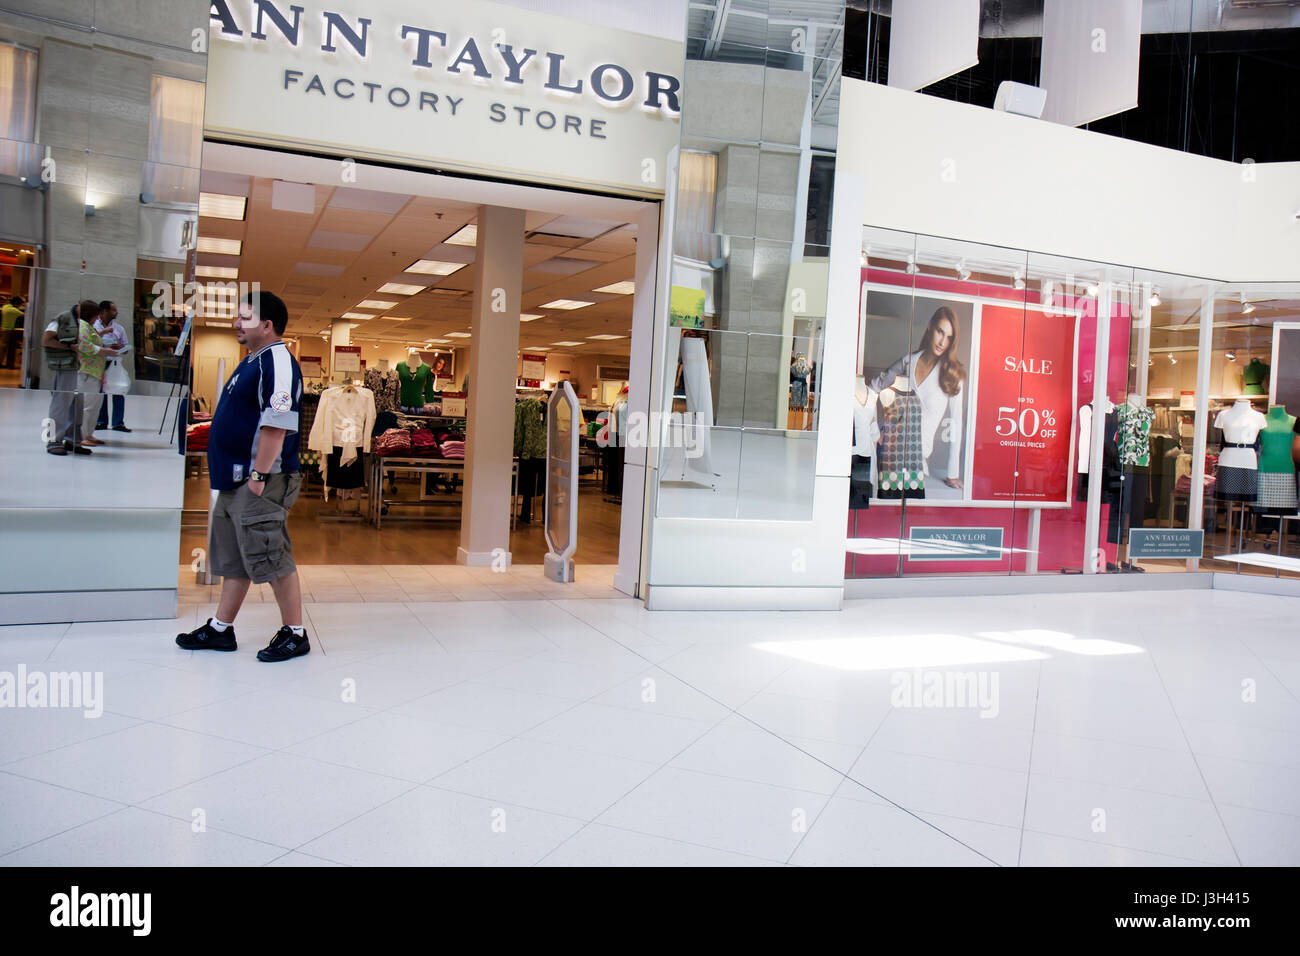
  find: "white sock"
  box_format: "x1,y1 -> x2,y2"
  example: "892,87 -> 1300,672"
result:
210,618 -> 232,632
288,625 -> 306,636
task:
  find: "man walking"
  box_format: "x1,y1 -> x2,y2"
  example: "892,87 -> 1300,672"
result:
176,290 -> 311,662
93,301 -> 131,432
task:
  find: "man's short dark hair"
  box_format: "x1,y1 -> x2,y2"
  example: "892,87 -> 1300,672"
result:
8,296 -> 21,306
98,300 -> 114,313
244,290 -> 289,335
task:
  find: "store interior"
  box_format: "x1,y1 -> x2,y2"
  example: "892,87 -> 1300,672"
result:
178,146 -> 644,574
850,226 -> 1300,580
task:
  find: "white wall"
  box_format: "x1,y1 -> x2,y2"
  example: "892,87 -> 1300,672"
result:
841,78 -> 1300,282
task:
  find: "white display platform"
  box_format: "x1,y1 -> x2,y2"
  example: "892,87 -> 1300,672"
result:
0,389 -> 184,624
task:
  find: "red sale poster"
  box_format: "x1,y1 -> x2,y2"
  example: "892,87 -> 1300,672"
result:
970,305 -> 1078,503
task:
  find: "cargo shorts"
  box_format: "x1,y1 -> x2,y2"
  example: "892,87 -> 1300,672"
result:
210,472 -> 302,584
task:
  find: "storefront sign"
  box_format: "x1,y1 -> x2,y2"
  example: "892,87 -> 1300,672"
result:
205,0 -> 683,197
907,526 -> 1005,561
970,304 -> 1078,504
333,344 -> 361,372
1128,529 -> 1204,560
300,354 -> 322,377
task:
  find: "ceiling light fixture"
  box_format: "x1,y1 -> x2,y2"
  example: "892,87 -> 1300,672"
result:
341,312 -> 373,320
1149,287 -> 1161,307
378,283 -> 426,296
196,265 -> 239,279
197,237 -> 242,255
198,192 -> 247,220
905,255 -> 918,275
1085,281 -> 1100,297
586,334 -> 625,340
519,313 -> 544,322
445,224 -> 477,246
551,341 -> 583,347
406,259 -> 467,276
956,260 -> 971,282
1225,350 -> 1237,362
356,299 -> 399,310
1013,270 -> 1025,290
1240,295 -> 1256,315
445,331 -> 472,338
593,281 -> 635,295
541,299 -> 594,310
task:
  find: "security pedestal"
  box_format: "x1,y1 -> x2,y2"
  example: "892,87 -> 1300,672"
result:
544,381 -> 579,583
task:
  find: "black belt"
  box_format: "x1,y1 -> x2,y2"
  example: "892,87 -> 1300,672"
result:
1227,442 -> 1254,448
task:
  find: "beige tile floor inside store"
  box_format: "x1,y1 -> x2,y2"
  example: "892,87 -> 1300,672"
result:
2,590 -> 1298,866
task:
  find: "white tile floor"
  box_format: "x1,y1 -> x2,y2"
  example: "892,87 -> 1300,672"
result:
1,589 -> 1298,866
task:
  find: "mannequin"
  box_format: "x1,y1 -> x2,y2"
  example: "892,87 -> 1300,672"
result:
1215,398 -> 1268,556
1254,405 -> 1298,514
850,376 -> 879,508
1114,395 -> 1155,566
1241,358 -> 1269,396
397,349 -> 434,410
1214,399 -> 1267,500
876,374 -> 924,499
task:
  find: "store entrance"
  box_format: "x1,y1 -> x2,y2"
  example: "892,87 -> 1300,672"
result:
180,144 -> 653,601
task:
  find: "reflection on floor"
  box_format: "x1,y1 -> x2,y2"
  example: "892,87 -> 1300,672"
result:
0,390 -> 182,509
2,589 -> 1297,866
180,473 -> 624,566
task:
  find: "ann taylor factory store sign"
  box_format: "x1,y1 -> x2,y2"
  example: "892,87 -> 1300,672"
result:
205,0 -> 684,197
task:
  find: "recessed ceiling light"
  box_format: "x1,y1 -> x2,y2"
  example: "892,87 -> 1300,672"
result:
551,341 -> 583,347
197,237 -> 242,255
383,316 -> 412,321
445,224 -> 477,246
593,281 -> 635,295
587,334 -> 625,340
541,299 -> 594,310
199,193 -> 247,220
196,265 -> 239,279
519,313 -> 544,322
356,299 -> 399,310
427,338 -> 451,344
378,283 -> 426,295
525,346 -> 551,351
407,259 -> 467,276
445,331 -> 472,338
341,312 -> 373,319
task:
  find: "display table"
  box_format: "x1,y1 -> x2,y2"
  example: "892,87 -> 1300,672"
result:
368,455 -> 517,529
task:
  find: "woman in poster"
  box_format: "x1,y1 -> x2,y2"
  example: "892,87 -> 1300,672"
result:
869,305 -> 967,489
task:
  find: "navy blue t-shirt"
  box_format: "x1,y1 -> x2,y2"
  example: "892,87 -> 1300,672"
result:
207,340 -> 303,491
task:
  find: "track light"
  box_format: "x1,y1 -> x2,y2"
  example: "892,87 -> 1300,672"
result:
1149,287 -> 1161,307
956,260 -> 971,282
1226,350 -> 1237,362
905,255 -> 918,275
1085,281 -> 1100,297
1013,270 -> 1025,290
1168,353 -> 1177,365
1240,295 -> 1255,315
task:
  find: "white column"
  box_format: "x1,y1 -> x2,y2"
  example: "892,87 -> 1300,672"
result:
1083,284 -> 1111,573
457,205 -> 524,567
1187,289 -> 1216,571
614,201 -> 661,598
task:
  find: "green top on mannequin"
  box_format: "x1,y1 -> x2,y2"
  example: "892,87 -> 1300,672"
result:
1259,405 -> 1297,473
397,359 -> 435,407
1241,358 -> 1269,396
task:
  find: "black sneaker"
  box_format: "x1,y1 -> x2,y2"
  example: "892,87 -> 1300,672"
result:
113,424 -> 132,432
72,444 -> 93,456
176,618 -> 237,651
257,626 -> 311,662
